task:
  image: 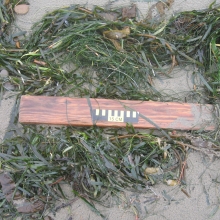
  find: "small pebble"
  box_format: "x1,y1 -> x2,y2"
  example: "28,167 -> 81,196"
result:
14,4 -> 29,15
0,69 -> 9,78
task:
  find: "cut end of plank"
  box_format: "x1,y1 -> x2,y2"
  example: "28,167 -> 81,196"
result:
19,95 -> 216,131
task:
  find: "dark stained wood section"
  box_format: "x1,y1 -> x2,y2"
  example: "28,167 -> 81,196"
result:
19,95 -> 216,130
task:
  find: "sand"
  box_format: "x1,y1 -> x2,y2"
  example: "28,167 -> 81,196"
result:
1,0 -> 220,219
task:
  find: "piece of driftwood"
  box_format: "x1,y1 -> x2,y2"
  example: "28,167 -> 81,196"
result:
19,95 -> 216,130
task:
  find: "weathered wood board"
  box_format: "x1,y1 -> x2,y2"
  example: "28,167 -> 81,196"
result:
19,95 -> 216,130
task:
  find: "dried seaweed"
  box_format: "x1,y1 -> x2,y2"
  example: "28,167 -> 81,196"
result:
16,5 -> 178,100
0,172 -> 45,216
0,125 -> 188,217
1,4 -> 219,101
161,5 -> 220,101
0,172 -> 16,202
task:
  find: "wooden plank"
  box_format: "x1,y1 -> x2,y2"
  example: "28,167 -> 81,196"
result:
19,95 -> 216,130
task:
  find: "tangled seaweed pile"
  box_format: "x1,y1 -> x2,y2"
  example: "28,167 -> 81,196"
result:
0,2 -> 220,219
1,4 -> 220,100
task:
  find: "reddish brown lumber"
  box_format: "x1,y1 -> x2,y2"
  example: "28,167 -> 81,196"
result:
19,95 -> 216,130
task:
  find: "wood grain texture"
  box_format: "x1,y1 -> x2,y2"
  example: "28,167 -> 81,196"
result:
19,95 -> 216,130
